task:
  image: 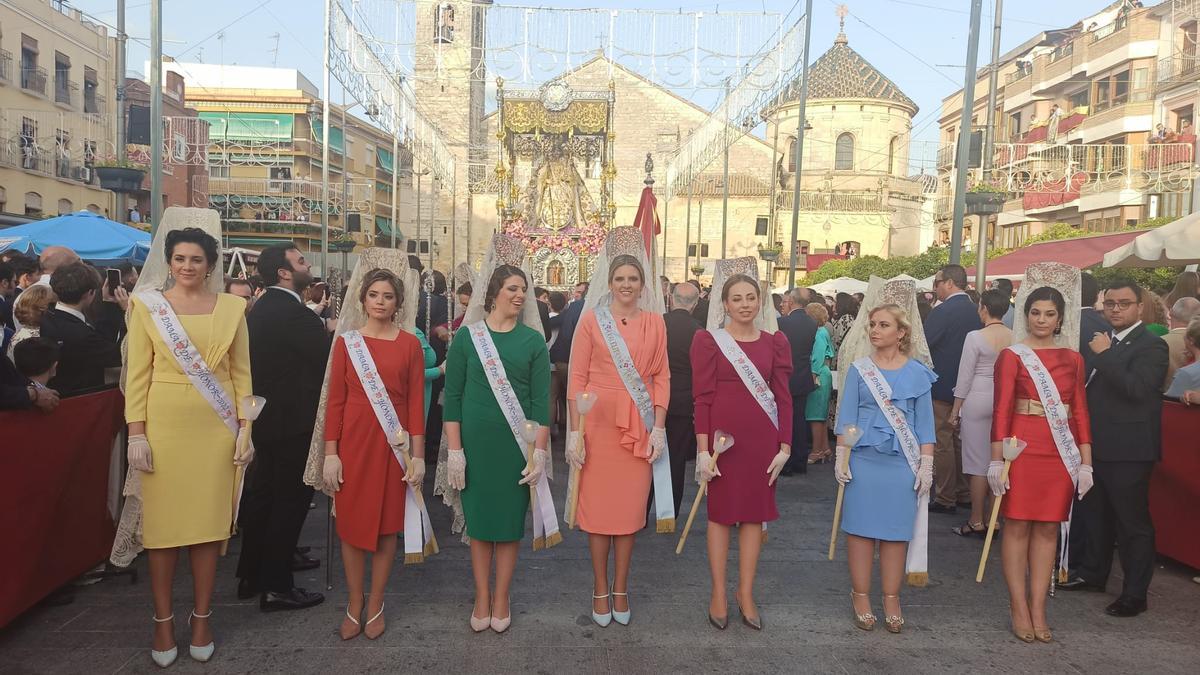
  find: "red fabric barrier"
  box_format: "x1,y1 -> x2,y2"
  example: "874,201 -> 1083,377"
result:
1150,401 -> 1200,569
0,389 -> 124,628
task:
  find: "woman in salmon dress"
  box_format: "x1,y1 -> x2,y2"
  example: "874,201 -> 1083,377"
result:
323,268 -> 426,641
691,267 -> 793,630
567,244 -> 670,628
991,282 -> 1093,643
121,224 -> 253,667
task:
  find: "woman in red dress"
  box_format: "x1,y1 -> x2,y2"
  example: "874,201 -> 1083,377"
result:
991,285 -> 1093,643
691,271 -> 793,630
323,269 -> 426,640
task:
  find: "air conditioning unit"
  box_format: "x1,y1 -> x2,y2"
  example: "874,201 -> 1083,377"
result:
73,166 -> 92,182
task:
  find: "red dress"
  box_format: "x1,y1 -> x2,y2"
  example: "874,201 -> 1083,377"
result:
691,330 -> 794,525
991,347 -> 1091,522
324,332 -> 426,551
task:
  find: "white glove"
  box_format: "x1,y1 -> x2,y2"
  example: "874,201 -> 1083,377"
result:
766,449 -> 790,486
234,427 -> 254,466
405,456 -> 426,487
128,434 -> 154,473
566,431 -> 586,469
519,448 -> 548,486
646,426 -> 667,464
448,448 -> 466,491
915,455 -> 933,496
1077,464 -> 1094,499
987,460 -> 1007,497
322,454 -> 344,493
834,445 -> 852,485
695,451 -> 721,484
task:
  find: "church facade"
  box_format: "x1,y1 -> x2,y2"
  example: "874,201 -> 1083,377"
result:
413,0 -> 933,286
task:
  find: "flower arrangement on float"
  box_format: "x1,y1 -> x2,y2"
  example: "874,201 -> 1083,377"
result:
501,214 -> 607,256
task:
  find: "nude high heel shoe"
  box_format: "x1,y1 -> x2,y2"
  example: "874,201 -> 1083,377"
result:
850,592 -> 876,631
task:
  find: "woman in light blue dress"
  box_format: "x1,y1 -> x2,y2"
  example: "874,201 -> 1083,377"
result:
835,304 -> 936,634
805,303 -> 835,463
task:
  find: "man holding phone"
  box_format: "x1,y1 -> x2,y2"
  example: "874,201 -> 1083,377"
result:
94,265 -> 132,344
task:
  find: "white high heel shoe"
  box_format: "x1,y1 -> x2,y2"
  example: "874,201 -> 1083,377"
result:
591,591 -> 612,628
150,614 -> 177,668
188,610 -> 215,662
611,586 -> 631,626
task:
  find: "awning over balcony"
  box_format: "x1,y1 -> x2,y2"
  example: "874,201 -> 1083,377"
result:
967,230 -> 1145,278
375,215 -> 403,242
199,112 -> 293,141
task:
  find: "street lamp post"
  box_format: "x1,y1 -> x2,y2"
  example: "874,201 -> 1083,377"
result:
786,0 -> 815,290
149,0 -> 163,234
949,0 -> 985,266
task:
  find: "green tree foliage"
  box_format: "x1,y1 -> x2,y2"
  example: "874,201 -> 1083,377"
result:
803,217 -> 1184,293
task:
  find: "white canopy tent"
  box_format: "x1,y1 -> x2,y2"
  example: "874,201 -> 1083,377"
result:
807,276 -> 869,297
1102,214 -> 1200,268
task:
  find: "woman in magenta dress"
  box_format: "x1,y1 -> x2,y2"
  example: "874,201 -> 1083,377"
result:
991,284 -> 1093,643
691,270 -> 793,630
323,268 -> 426,641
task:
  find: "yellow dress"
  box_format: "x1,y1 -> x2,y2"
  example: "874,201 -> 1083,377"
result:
125,294 -> 253,549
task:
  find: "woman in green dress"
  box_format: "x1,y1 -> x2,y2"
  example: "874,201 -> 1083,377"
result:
805,302 -> 836,463
413,326 -> 441,418
444,262 -> 551,634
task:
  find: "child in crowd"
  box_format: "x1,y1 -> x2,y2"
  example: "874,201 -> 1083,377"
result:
14,337 -> 60,389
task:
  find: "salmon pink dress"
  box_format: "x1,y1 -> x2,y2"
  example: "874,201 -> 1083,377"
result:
568,310 -> 670,535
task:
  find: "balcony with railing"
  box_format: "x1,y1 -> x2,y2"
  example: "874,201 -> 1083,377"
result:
21,66 -> 47,96
985,141 -> 1198,211
0,50 -> 12,84
776,190 -> 887,213
55,78 -> 77,108
1156,53 -> 1200,95
203,176 -> 375,221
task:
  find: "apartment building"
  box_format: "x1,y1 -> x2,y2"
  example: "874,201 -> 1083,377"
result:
937,0 -> 1198,250
162,62 -> 414,257
0,0 -> 115,225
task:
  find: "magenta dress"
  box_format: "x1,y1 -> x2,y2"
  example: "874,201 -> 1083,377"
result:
691,330 -> 794,525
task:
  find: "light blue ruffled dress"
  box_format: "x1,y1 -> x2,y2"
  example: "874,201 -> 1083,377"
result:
835,358 -> 937,542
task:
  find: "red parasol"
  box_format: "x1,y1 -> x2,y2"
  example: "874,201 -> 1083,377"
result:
631,184 -> 660,258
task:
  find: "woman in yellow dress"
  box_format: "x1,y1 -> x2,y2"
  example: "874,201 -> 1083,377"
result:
123,224 -> 253,667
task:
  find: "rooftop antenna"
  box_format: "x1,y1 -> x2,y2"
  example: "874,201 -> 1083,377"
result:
217,30 -> 226,68
269,32 -> 281,67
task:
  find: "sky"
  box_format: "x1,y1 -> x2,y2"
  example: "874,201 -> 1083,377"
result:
70,0 -> 1113,172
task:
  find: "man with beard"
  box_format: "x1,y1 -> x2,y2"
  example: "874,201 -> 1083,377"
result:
236,245 -> 330,611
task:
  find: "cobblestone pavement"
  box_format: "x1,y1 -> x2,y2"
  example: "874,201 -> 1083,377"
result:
2,450 -> 1198,674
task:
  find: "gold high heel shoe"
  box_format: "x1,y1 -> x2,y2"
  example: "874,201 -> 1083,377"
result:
881,594 -> 904,634
1010,606 -> 1035,643
1033,626 -> 1053,643
850,591 -> 876,631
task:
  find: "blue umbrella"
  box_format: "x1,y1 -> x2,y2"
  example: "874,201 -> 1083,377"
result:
0,210 -> 151,265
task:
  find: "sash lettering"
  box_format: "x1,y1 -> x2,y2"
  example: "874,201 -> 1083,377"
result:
710,329 -> 778,429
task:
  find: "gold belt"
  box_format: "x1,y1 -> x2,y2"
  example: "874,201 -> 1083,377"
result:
1014,398 -> 1069,417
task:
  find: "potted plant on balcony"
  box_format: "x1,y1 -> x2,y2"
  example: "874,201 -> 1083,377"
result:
964,183 -> 1008,215
330,233 -> 357,253
757,242 -> 784,262
93,158 -> 147,193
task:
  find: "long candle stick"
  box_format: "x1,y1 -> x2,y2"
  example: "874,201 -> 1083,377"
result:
676,431 -> 733,555
828,425 -> 864,561
566,392 -> 596,529
977,437 -> 1026,582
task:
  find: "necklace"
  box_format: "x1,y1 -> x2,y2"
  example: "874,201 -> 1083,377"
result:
983,321 -> 1004,328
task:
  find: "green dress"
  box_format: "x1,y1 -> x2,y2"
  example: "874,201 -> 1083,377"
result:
443,322 -> 551,542
805,325 -> 834,421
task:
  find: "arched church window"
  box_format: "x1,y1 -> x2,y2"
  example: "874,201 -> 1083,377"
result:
835,133 -> 855,170
434,3 -> 455,44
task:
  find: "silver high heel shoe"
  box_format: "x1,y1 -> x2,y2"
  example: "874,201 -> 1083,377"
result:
151,613 -> 177,668
188,610 -> 214,662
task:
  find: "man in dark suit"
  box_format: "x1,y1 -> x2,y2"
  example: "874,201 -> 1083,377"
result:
39,262 -> 124,396
777,287 -> 817,473
1062,281 -> 1168,618
661,282 -> 703,515
236,245 -> 330,612
924,264 -> 982,513
548,288 -> 585,433
1078,272 -> 1111,374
